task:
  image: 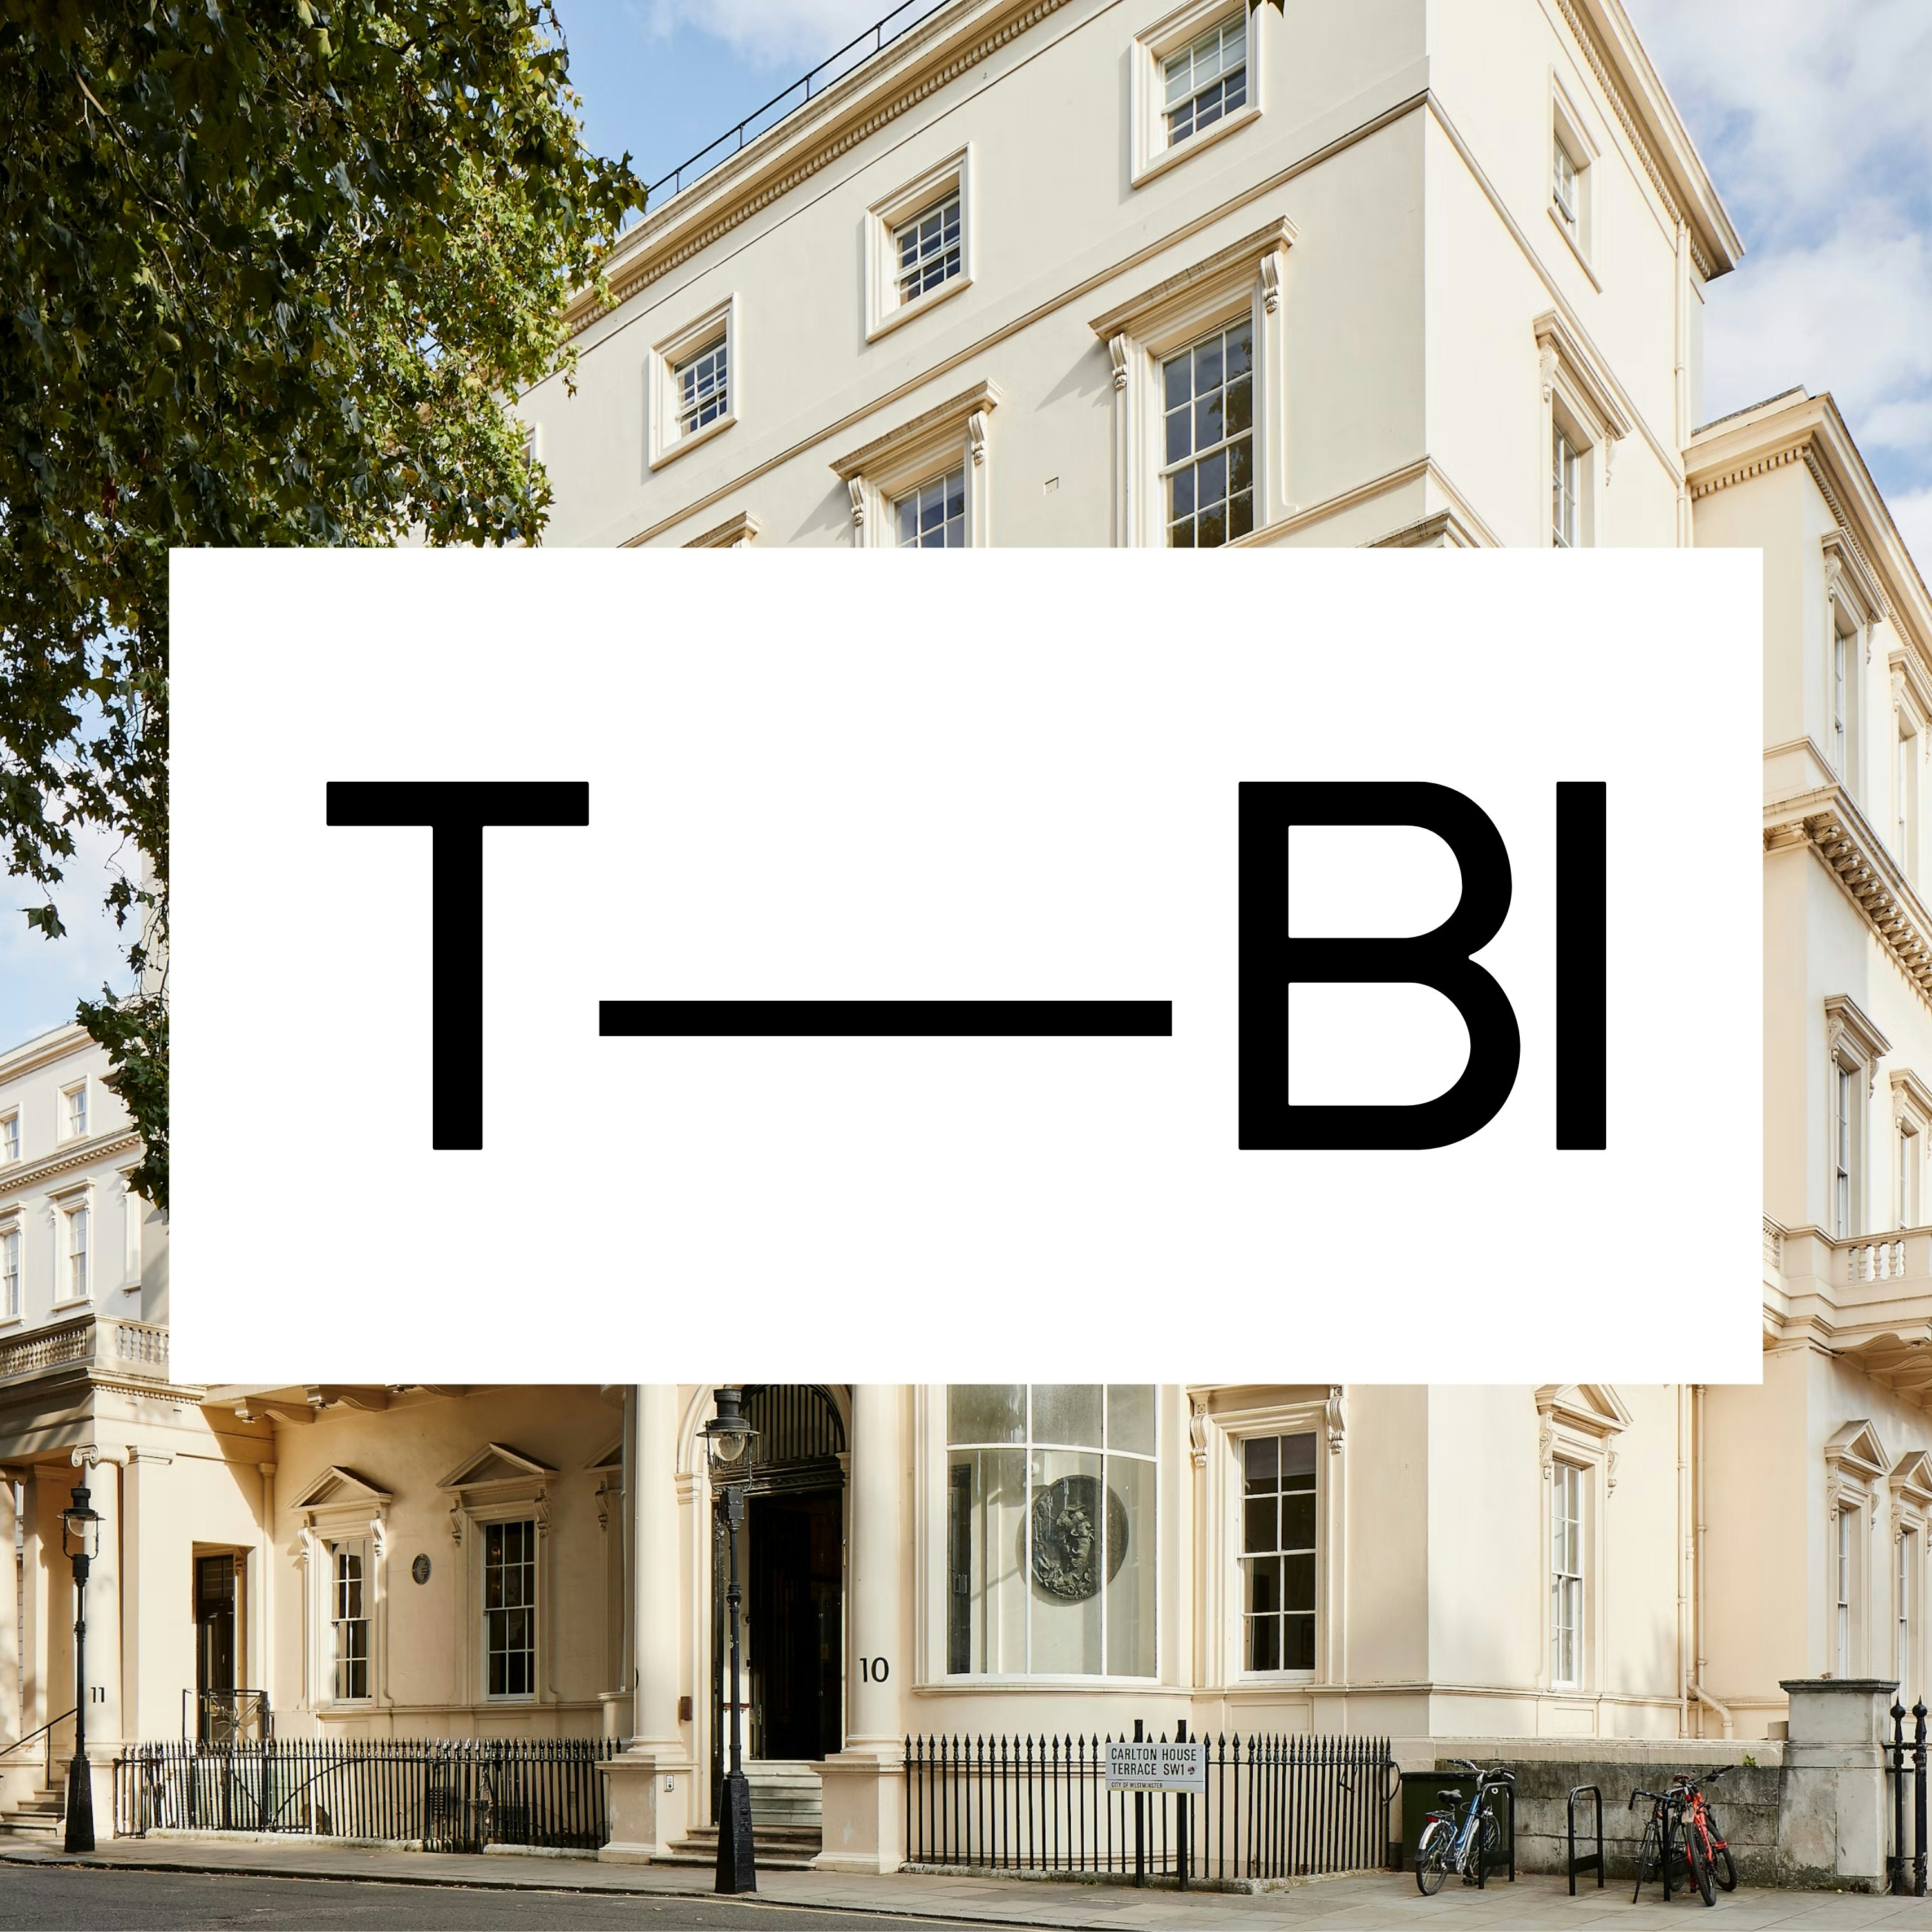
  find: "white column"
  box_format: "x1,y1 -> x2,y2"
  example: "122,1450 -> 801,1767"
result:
846,1383 -> 906,1748
633,1385 -> 683,1750
0,1479 -> 18,1744
817,1383 -> 909,1874
77,1454 -> 125,1751
601,1383 -> 688,1864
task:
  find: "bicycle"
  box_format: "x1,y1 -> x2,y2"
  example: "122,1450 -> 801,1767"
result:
1415,1761 -> 1515,1895
1671,1766 -> 1739,1895
1631,1783 -> 1713,1905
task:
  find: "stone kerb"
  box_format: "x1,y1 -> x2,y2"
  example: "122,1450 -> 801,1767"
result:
1777,1678 -> 1897,1892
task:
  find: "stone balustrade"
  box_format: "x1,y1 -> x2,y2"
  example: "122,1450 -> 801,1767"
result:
0,1312 -> 170,1388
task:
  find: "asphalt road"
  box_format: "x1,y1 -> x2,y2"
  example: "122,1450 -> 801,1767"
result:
0,1867 -> 1005,1931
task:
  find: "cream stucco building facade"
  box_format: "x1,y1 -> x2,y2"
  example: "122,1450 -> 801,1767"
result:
7,0 -> 1932,1880
520,0 -> 1738,555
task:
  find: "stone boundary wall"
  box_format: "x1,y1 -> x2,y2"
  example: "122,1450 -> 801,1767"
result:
1392,1741 -> 1789,1888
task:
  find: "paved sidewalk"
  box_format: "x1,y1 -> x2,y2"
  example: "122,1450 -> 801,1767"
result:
5,1839 -> 1932,1928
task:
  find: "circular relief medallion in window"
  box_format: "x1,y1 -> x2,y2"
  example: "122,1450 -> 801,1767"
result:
412,1553 -> 432,1586
1028,1475 -> 1128,1602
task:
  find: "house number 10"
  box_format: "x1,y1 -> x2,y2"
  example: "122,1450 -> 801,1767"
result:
859,1657 -> 889,1683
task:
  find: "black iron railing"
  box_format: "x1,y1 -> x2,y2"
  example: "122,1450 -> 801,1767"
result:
115,1738 -> 616,1851
1889,1699 -> 1929,1897
641,0 -> 956,208
905,1728 -> 1394,1884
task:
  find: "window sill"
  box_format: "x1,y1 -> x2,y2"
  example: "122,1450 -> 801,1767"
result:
927,1674 -> 1161,1691
0,1314 -> 21,1330
867,272 -> 972,344
1546,204 -> 1602,292
49,1296 -> 92,1312
649,411 -> 737,473
1132,102 -> 1261,189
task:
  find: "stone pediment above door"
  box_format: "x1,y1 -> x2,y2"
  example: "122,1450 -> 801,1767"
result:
289,1466 -> 393,1512
437,1442 -> 557,1491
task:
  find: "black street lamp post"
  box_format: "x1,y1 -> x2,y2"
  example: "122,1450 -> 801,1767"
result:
62,1482 -> 101,1854
703,1387 -> 757,1895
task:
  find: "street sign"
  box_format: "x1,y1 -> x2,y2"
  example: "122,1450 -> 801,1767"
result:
1106,1740 -> 1206,1792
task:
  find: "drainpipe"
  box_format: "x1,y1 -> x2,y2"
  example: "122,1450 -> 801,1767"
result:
1678,1386 -> 1690,1739
1689,1385 -> 1735,1739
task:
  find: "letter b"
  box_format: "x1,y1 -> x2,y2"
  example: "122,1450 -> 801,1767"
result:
1238,782 -> 1520,1150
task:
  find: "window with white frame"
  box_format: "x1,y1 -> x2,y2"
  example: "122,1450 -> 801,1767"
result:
833,379 -> 998,549
1547,79 -> 1596,268
1551,1461 -> 1585,1688
674,337 -> 728,440
1833,607 -> 1858,781
484,1519 -> 537,1698
945,1385 -> 1156,1678
64,1203 -> 90,1301
1132,0 -> 1263,184
1162,318 -> 1254,547
1535,314 -> 1625,552
895,194 -> 961,307
1164,15 -> 1245,146
0,1110 -> 17,1164
648,297 -> 737,469
1838,1505 -> 1855,1676
330,1542 -> 370,1701
1826,998 -> 1889,1240
866,150 -> 971,339
1552,422 -> 1581,549
895,467 -> 966,548
62,1081 -> 88,1140
1,1227 -> 18,1320
1240,1432 -> 1316,1671
1551,138 -> 1578,233
1835,1057 -> 1857,1237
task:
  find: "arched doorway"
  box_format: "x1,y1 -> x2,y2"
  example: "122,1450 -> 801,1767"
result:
711,1385 -> 846,1799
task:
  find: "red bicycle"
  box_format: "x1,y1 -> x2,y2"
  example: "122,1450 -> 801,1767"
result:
1670,1767 -> 1739,1899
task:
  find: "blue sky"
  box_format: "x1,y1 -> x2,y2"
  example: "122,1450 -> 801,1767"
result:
5,1 -> 1925,1039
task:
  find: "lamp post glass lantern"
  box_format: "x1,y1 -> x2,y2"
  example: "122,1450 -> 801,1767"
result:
704,1388 -> 757,1893
62,1483 -> 101,1853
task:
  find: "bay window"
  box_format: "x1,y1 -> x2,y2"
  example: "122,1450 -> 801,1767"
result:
945,1385 -> 1155,1678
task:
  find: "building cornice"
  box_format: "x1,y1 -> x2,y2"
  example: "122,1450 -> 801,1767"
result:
1550,0 -> 1741,279
1689,390 -> 1932,662
567,0 -> 1072,337
1766,784 -> 1932,1013
0,1022 -> 92,1086
0,1129 -> 142,1206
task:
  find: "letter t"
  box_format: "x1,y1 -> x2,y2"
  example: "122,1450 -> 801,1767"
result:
327,781 -> 590,1150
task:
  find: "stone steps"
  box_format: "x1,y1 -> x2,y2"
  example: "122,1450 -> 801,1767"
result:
658,1823 -> 823,1871
0,1787 -> 66,1841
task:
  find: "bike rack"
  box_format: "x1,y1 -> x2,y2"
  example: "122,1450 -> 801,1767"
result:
1567,1785 -> 1604,1894
1473,1781 -> 1517,1887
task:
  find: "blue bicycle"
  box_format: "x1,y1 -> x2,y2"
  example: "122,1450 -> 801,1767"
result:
1415,1761 -> 1515,1895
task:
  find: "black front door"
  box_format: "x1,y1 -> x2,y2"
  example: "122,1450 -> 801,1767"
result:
748,1488 -> 842,1761
195,1553 -> 236,1738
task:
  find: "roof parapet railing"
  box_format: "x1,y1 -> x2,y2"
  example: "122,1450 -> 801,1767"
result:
634,0 -> 956,217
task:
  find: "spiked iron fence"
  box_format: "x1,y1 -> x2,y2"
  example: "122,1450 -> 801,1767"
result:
115,1738 -> 616,1851
905,1729 -> 1396,1886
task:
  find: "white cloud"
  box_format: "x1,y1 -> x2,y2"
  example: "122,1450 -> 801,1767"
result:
1700,211 -> 1932,426
623,0 -> 917,70
1623,0 -> 1931,582
1622,0 -> 1932,245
